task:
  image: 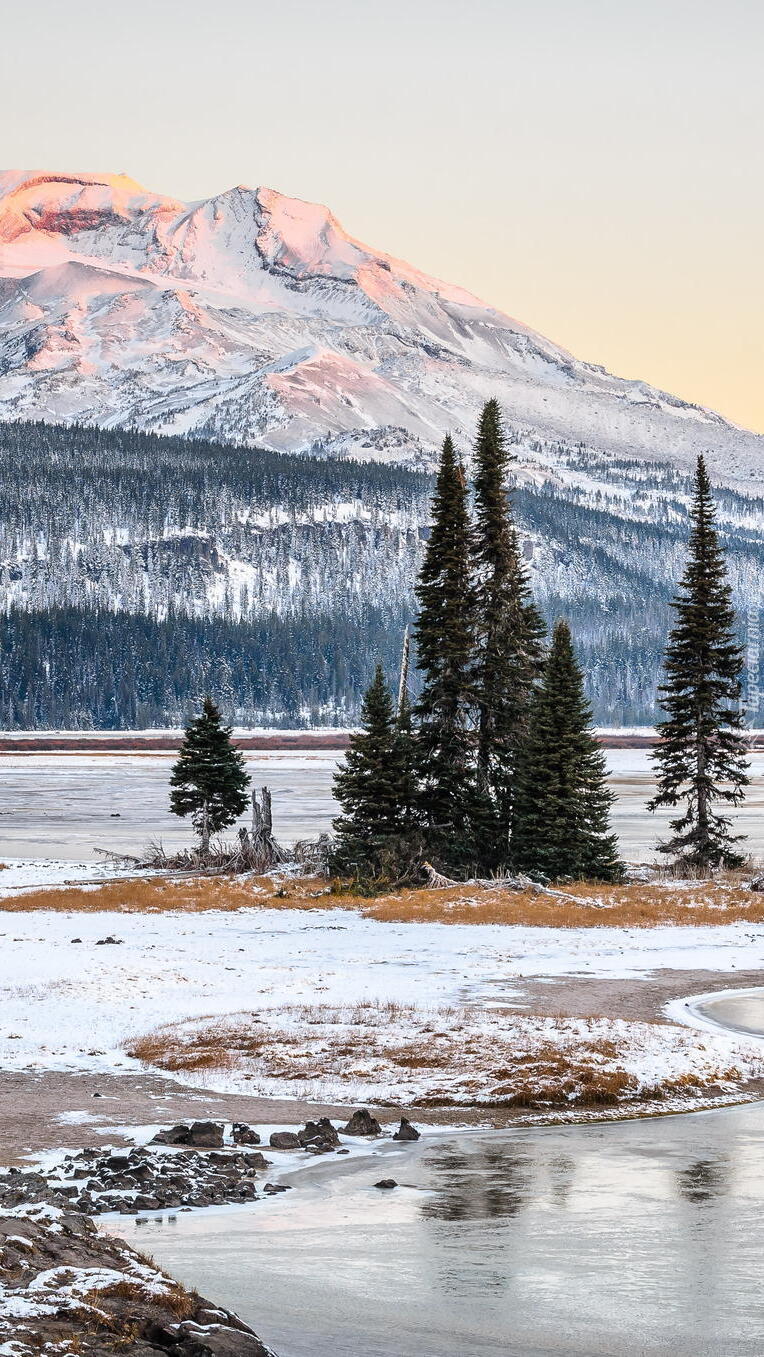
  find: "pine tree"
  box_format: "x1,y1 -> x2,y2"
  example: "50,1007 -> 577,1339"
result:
330,665 -> 419,882
471,399 -> 546,864
512,619 -> 622,881
648,456 -> 749,872
413,434 -> 479,871
169,695 -> 250,858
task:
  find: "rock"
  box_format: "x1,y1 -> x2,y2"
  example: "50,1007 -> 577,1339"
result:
70,937 -> 82,943
298,1117 -> 340,1148
106,1154 -> 131,1170
188,1120 -> 225,1147
183,1328 -> 273,1355
243,1152 -> 270,1170
196,1307 -> 231,1324
393,1117 -> 421,1141
232,1122 -> 261,1145
342,1108 -> 382,1137
374,1179 -> 398,1189
151,1123 -> 192,1146
269,1131 -> 301,1149
95,935 -> 123,945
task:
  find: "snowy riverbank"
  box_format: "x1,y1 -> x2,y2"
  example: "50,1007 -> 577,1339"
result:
1,900 -> 764,1112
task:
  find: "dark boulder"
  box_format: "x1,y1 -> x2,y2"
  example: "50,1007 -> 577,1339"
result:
342,1109 -> 381,1137
268,1131 -> 301,1150
188,1121 -> 225,1148
150,1121 -> 224,1148
374,1179 -> 398,1189
231,1123 -> 261,1145
151,1123 -> 193,1146
298,1118 -> 340,1148
392,1117 -> 420,1141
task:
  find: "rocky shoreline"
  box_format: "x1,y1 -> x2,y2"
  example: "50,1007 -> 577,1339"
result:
0,1111 -> 418,1354
0,1205 -> 275,1355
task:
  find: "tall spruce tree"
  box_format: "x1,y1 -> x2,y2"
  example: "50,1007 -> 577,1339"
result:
512,619 -> 622,882
648,456 -> 749,872
471,399 -> 546,864
169,696 -> 250,858
413,434 -> 479,871
330,664 -> 419,882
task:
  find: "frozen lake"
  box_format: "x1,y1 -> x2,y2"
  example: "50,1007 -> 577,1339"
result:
115,1100 -> 764,1357
0,749 -> 763,863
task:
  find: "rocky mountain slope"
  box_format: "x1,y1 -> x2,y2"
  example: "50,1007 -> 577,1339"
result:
1,170 -> 762,484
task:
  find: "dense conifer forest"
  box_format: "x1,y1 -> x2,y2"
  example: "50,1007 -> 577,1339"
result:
0,420 -> 761,728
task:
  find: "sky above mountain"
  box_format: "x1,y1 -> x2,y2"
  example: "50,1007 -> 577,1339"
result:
2,0 -> 762,433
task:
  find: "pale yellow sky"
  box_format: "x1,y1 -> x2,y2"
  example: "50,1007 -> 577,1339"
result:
3,0 -> 762,431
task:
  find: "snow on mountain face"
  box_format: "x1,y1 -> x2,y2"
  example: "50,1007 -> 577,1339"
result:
0,169 -> 761,483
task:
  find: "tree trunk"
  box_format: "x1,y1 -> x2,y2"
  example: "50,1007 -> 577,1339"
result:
249,786 -> 282,869
696,713 -> 709,872
397,627 -> 410,719
200,803 -> 210,862
262,786 -> 273,837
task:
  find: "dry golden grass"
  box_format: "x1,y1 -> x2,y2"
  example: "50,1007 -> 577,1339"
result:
7,871 -> 764,927
85,1274 -> 195,1319
128,1027 -> 238,1073
126,1002 -> 746,1110
0,874 -> 288,914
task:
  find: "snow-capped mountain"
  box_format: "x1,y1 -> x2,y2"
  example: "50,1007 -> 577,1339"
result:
0,170 -> 762,483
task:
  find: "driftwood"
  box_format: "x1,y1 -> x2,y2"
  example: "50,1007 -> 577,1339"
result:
94,846 -> 143,867
97,786 -> 286,876
249,786 -> 286,866
422,861 -> 581,903
292,833 -> 332,874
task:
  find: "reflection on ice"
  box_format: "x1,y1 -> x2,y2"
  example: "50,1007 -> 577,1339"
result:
112,1103 -> 764,1357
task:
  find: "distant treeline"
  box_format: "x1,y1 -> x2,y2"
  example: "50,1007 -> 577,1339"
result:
0,419 -> 762,728
0,605 -> 408,729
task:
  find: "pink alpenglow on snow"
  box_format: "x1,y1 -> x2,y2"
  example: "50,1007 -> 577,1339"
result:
0,169 -> 763,482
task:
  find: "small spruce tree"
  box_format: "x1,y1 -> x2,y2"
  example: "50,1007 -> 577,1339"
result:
170,696 -> 250,858
471,399 -> 546,865
330,665 -> 418,882
648,455 -> 749,872
413,434 -> 479,872
512,619 -> 622,882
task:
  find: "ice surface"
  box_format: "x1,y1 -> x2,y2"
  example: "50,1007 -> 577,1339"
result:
0,749 -> 763,865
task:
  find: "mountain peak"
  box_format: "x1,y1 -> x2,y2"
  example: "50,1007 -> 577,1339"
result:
0,168 -> 761,483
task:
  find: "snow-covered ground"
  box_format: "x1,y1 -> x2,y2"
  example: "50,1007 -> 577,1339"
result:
0,859 -> 150,895
138,1003 -> 764,1107
1,904 -> 764,1104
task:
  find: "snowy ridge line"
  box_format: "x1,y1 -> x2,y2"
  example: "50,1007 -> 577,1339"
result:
1,170 -> 763,482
